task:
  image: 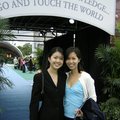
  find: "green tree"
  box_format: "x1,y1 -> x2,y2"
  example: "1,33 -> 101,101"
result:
0,18 -> 15,41
34,48 -> 43,69
18,43 -> 32,56
95,40 -> 120,120
0,18 -> 13,91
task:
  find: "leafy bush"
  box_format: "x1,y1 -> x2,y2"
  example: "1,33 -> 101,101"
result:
95,40 -> 120,120
34,48 -> 43,70
0,66 -> 13,90
0,18 -> 14,90
0,18 -> 15,41
100,98 -> 120,120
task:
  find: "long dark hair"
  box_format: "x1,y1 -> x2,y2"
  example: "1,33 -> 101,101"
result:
48,47 -> 64,58
65,47 -> 83,73
42,47 -> 64,72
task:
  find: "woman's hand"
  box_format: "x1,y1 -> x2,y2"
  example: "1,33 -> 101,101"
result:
75,108 -> 83,119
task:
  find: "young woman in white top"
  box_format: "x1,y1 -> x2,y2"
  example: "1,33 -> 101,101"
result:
64,47 -> 97,120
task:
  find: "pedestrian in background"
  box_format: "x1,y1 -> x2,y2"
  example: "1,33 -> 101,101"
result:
22,58 -> 26,73
28,56 -> 33,73
13,57 -> 18,69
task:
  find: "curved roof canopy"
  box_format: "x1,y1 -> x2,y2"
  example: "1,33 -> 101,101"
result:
0,0 -> 116,35
0,41 -> 23,57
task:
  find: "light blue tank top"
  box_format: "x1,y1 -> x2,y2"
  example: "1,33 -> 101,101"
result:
64,80 -> 84,118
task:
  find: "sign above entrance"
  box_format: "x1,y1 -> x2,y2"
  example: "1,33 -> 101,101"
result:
0,0 -> 116,35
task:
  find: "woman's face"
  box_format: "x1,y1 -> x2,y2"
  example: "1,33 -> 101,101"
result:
66,52 -> 80,71
48,51 -> 64,70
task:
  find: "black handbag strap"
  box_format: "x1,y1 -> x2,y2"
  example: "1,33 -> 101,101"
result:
41,72 -> 44,94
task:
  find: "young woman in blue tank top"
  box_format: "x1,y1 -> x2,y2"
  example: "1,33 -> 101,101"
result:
64,47 -> 97,120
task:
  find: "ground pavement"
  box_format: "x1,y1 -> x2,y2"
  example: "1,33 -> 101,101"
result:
0,64 -> 35,120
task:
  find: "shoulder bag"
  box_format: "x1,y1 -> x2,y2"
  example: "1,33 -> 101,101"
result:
39,72 -> 44,100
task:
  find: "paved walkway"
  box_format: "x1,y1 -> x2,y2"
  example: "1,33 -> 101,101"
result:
0,64 -> 35,120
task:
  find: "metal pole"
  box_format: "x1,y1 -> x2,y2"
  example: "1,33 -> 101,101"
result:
73,33 -> 75,47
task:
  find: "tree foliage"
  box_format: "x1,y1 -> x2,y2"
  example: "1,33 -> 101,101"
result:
0,18 -> 15,41
0,18 -> 13,90
17,43 -> 32,56
0,69 -> 13,90
95,40 -> 120,120
34,48 -> 43,69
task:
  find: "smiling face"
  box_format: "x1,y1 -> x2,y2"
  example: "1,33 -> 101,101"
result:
66,52 -> 80,71
48,51 -> 64,70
